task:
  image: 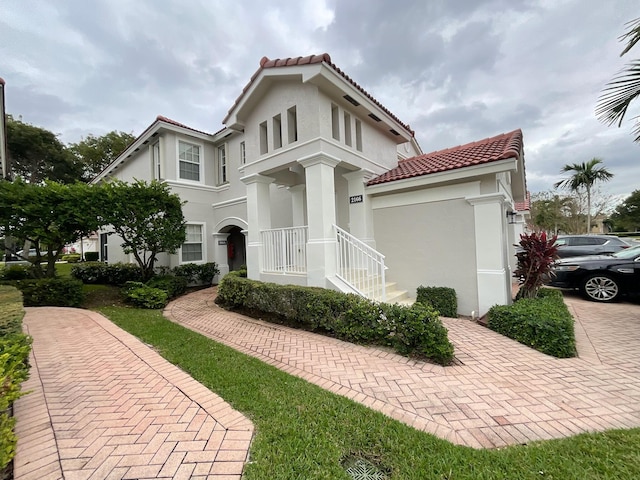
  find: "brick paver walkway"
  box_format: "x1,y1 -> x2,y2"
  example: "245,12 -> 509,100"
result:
14,307 -> 253,480
166,288 -> 640,449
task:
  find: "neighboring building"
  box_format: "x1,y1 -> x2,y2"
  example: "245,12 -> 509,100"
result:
94,53 -> 527,317
0,77 -> 8,180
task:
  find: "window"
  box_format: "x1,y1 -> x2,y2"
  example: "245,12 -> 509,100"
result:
152,141 -> 161,179
178,141 -> 201,181
344,112 -> 352,147
273,114 -> 282,149
287,106 -> 298,143
331,104 -> 340,140
355,119 -> 363,151
182,224 -> 203,262
240,141 -> 246,164
260,121 -> 268,154
218,145 -> 227,184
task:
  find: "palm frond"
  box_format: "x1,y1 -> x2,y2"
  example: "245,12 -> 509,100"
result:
596,61 -> 640,127
620,17 -> 640,56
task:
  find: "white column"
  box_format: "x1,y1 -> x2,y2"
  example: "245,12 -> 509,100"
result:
288,184 -> 306,227
466,193 -> 511,317
212,233 -> 230,279
241,173 -> 274,280
298,153 -> 340,287
342,169 -> 376,248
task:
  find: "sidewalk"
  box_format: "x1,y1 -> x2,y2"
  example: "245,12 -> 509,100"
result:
14,307 -> 253,480
165,287 -> 640,449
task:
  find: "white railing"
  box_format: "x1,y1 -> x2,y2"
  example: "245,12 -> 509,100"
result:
334,225 -> 386,302
261,226 -> 308,274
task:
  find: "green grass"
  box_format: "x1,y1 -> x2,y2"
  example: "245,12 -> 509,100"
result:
98,306 -> 640,480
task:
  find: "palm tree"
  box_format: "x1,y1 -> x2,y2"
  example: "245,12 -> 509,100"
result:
554,158 -> 614,233
597,17 -> 640,142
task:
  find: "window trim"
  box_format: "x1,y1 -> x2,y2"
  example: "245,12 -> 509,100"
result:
176,139 -> 204,184
152,141 -> 161,180
180,222 -> 206,264
217,144 -> 228,185
240,141 -> 246,165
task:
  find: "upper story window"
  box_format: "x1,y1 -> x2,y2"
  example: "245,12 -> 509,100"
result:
240,141 -> 246,164
217,145 -> 227,184
287,106 -> 298,143
259,121 -> 268,155
152,141 -> 161,180
178,141 -> 201,182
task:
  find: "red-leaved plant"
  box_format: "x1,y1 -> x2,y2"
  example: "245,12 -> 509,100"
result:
513,231 -> 559,300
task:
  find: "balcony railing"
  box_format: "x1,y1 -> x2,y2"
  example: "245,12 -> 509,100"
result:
261,226 -> 308,274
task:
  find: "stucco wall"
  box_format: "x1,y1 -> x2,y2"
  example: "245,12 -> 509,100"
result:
372,198 -> 478,315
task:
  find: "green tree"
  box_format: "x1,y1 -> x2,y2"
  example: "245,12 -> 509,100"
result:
597,17 -> 640,142
97,180 -> 186,280
530,192 -> 572,234
6,116 -> 82,183
0,180 -> 101,277
554,158 -> 614,233
610,189 -> 640,231
68,130 -> 135,182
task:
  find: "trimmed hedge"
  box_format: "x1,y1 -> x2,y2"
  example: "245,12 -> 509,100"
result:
4,278 -> 85,307
487,288 -> 576,358
0,286 -> 32,470
61,254 -> 82,263
122,282 -> 168,309
173,262 -> 220,285
146,275 -> 187,299
84,252 -> 99,262
71,262 -> 144,285
416,286 -> 457,318
216,274 -> 454,365
0,265 -> 32,281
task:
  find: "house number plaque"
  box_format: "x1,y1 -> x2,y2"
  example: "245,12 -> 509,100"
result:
349,195 -> 363,204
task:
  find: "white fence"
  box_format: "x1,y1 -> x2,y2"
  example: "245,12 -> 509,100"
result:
261,226 -> 308,274
334,225 -> 386,302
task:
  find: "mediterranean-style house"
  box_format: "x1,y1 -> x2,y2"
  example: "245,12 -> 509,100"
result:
93,53 -> 528,317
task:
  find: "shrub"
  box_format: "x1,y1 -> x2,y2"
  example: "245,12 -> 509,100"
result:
387,302 -> 455,364
4,278 -> 85,307
61,254 -> 82,263
71,262 -> 143,285
123,284 -> 168,309
216,274 -> 455,365
84,252 -> 99,262
514,231 -> 558,300
146,275 -> 187,299
416,286 -> 457,317
0,265 -> 32,281
0,286 -> 31,470
487,293 -> 576,358
173,262 -> 220,285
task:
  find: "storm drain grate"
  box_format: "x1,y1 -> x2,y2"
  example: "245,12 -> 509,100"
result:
343,457 -> 387,480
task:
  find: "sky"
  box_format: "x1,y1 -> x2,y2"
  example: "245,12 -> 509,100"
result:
1,0 -> 639,202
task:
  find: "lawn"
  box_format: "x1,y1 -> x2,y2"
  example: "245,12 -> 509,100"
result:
99,306 -> 640,480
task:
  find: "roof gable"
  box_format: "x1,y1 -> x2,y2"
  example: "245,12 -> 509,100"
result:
368,129 -> 523,186
223,53 -> 414,136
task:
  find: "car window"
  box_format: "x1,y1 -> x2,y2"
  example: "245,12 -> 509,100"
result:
612,246 -> 640,259
555,238 -> 568,246
572,237 -> 600,246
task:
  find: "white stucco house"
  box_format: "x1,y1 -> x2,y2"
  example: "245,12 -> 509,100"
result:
93,53 -> 528,317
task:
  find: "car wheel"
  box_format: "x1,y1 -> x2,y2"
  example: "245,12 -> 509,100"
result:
580,274 -> 620,302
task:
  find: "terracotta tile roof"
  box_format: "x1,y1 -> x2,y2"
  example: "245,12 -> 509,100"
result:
515,191 -> 531,211
155,115 -> 213,136
223,53 -> 414,136
368,129 -> 523,186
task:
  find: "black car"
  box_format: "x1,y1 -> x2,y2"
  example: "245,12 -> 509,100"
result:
554,234 -> 632,258
548,245 -> 640,302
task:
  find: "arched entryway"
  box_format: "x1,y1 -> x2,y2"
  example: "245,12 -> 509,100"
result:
225,226 -> 246,271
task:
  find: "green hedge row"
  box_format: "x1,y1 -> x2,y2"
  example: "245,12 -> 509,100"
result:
215,273 -> 454,365
0,286 -> 32,470
0,278 -> 85,307
70,262 -> 144,285
416,286 -> 457,317
487,288 -> 576,358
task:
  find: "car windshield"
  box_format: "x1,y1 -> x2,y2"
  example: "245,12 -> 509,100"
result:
612,245 -> 640,259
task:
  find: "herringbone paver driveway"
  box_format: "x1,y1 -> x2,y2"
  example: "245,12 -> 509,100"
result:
166,288 -> 640,449
14,307 -> 253,480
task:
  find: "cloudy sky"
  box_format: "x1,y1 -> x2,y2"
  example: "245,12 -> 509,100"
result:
1,0 -> 639,200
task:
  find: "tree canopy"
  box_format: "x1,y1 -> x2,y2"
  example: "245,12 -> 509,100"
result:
554,158 -> 614,233
610,189 -> 640,232
597,17 -> 640,142
6,116 -> 82,183
68,130 -> 135,181
96,180 -> 186,280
